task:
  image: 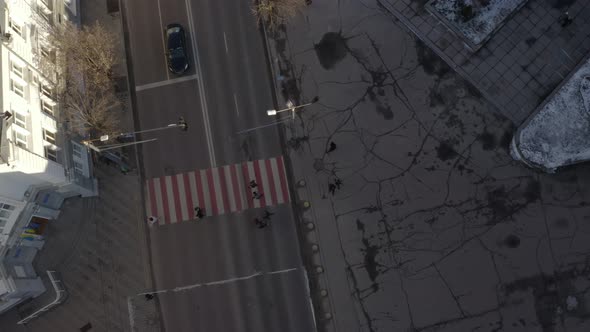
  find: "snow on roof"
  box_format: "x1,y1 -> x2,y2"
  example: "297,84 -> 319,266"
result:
513,57 -> 590,171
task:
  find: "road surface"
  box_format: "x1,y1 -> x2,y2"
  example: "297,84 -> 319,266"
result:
121,0 -> 315,330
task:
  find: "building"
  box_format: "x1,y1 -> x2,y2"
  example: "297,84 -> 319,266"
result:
0,0 -> 95,314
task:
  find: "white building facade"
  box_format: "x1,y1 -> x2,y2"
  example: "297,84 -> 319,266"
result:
0,0 -> 93,314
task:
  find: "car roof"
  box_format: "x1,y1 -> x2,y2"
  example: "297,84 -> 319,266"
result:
166,23 -> 183,31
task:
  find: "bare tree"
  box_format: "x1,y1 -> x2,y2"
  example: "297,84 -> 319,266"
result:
38,21 -> 121,136
63,73 -> 121,136
251,0 -> 307,31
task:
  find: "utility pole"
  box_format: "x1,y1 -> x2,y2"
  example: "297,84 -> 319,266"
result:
82,117 -> 188,152
266,96 -> 319,119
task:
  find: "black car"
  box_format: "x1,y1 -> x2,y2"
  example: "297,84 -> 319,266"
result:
165,24 -> 189,75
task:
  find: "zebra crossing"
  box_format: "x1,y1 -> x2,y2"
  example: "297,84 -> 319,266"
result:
145,156 -> 291,225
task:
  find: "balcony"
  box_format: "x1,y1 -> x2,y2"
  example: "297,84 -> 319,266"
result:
37,0 -> 53,15
39,86 -> 55,105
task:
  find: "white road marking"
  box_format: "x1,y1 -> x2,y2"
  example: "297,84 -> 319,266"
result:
137,268 -> 299,295
258,160 -> 272,205
153,178 -> 165,225
184,0 -> 217,167
223,31 -> 229,54
135,75 -> 198,92
211,167 -> 225,214
188,171 -> 199,211
224,165 -> 237,212
176,174 -> 189,221
233,93 -> 240,116
233,163 -> 247,211
155,0 -> 170,80
165,176 -> 177,223
200,169 -> 212,215
246,161 -> 260,208
269,158 -> 284,204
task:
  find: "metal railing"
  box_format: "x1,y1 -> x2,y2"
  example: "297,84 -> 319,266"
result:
17,270 -> 67,325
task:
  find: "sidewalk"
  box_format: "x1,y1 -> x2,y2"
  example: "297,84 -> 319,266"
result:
0,164 -> 150,331
264,0 -> 590,331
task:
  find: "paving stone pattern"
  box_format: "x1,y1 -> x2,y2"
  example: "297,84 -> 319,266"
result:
380,0 -> 590,124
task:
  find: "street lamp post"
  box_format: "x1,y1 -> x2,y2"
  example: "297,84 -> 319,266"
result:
82,117 -> 188,152
266,96 -> 319,119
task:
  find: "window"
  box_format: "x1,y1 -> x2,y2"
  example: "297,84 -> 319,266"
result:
0,203 -> 16,229
40,46 -> 54,63
43,129 -> 56,145
1,203 -> 15,211
45,146 -> 57,161
41,84 -> 53,99
41,100 -> 54,116
10,79 -> 24,98
36,6 -> 51,24
107,0 -> 120,14
11,62 -> 23,79
8,18 -> 23,37
14,132 -> 27,148
13,112 -> 26,128
73,161 -> 83,174
114,76 -> 128,94
72,144 -> 82,158
40,46 -> 50,57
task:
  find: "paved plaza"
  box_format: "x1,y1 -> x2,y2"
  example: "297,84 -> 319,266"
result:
267,0 -> 590,330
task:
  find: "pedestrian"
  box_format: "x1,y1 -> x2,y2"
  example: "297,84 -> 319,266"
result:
263,209 -> 274,220
249,180 -> 258,188
253,192 -> 264,199
328,183 -> 336,195
255,218 -> 267,228
147,216 -> 158,225
194,207 -> 204,219
559,11 -> 573,27
334,178 -> 342,189
327,141 -> 337,153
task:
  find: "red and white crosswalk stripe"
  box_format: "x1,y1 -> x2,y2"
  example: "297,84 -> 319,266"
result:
145,156 -> 291,225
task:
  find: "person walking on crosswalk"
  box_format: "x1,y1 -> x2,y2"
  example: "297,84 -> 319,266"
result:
255,217 -> 268,229
263,209 -> 274,220
194,207 -> 205,219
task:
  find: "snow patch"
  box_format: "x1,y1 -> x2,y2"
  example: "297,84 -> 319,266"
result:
515,57 -> 590,171
429,0 -> 527,46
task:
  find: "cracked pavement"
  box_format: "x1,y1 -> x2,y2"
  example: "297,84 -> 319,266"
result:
270,0 -> 590,331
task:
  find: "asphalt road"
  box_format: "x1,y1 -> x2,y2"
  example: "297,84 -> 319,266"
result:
121,0 -> 315,331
